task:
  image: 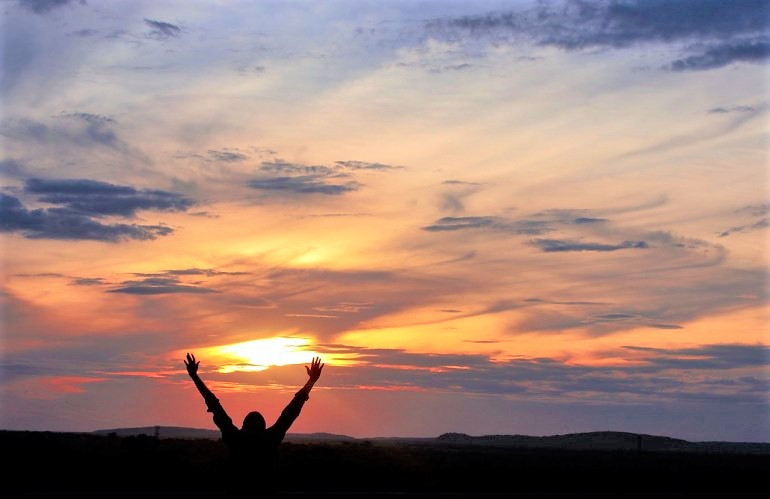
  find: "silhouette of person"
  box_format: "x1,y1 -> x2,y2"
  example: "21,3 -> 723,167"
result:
184,353 -> 324,494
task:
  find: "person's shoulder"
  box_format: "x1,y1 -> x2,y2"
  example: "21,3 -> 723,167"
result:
264,426 -> 285,442
222,426 -> 241,441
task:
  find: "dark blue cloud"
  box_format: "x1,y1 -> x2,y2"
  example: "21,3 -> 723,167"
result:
207,149 -> 248,162
422,216 -> 500,231
248,176 -> 359,195
573,217 -> 608,224
427,0 -> 770,72
248,161 -> 363,195
161,268 -> 249,276
1,193 -> 173,242
108,276 -> 217,295
334,160 -> 403,170
1,114 -> 123,149
24,178 -> 194,217
667,39 -> 770,71
18,0 -> 79,14
625,344 -> 770,371
71,277 -> 105,286
0,158 -> 27,178
144,19 -> 182,40
529,238 -> 649,252
708,105 -> 760,114
719,218 -> 769,237
422,216 -> 553,234
310,342 -> 769,403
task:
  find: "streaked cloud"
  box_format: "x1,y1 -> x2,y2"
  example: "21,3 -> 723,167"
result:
528,238 -> 649,252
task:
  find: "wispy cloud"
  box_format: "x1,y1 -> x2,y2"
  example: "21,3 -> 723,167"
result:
422,216 -> 553,234
248,159 -> 400,196
528,238 -> 649,252
108,276 -> 218,295
719,218 -> 769,238
144,19 -> 182,40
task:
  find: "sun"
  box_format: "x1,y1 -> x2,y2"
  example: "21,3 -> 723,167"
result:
199,336 -> 356,373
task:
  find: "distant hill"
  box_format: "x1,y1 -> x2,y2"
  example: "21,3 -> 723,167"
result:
93,426 -> 220,440
436,431 -> 689,451
436,431 -> 770,454
90,427 -> 770,454
92,426 -> 355,442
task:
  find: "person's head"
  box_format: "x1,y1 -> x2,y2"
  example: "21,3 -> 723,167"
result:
242,411 -> 266,434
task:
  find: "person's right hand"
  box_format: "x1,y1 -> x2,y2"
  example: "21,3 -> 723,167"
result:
305,356 -> 324,383
184,353 -> 200,375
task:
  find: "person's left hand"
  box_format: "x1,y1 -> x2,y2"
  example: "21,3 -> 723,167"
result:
184,353 -> 200,375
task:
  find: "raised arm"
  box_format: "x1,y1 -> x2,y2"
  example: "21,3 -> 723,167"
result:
272,357 -> 324,436
184,353 -> 237,434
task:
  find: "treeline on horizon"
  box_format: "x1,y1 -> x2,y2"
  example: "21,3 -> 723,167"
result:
3,430 -> 768,497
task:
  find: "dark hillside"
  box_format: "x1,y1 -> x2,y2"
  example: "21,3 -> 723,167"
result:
3,430 -> 768,497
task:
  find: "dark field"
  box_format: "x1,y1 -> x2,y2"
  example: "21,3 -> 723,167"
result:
3,430 -> 768,498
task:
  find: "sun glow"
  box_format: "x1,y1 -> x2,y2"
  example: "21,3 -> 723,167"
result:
202,336 -> 357,373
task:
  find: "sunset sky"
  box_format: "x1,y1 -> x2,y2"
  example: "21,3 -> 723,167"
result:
1,0 -> 768,442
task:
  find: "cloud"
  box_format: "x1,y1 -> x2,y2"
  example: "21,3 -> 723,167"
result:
248,176 -> 359,195
719,218 -> 769,237
426,0 -> 770,71
161,268 -> 249,277
1,114 -> 127,151
334,160 -> 403,171
0,158 -> 27,178
573,217 -> 608,224
207,149 -> 249,162
17,0 -> 80,15
247,160 -> 366,196
422,216 -> 553,234
719,204 -> 770,237
429,63 -> 474,74
423,209 -> 614,234
1,193 -> 174,242
708,105 -> 761,114
24,178 -> 195,217
1,177 -> 192,242
60,112 -> 114,124
307,342 -> 769,404
439,179 -> 484,215
442,180 -> 481,185
666,39 -> 770,71
528,238 -> 649,252
515,302 -> 684,333
624,344 -> 770,371
144,19 -> 182,40
71,277 -> 105,286
108,277 -> 217,295
737,204 -> 770,217
524,298 -> 608,306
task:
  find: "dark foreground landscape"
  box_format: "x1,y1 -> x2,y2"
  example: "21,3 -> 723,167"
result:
3,429 -> 768,498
